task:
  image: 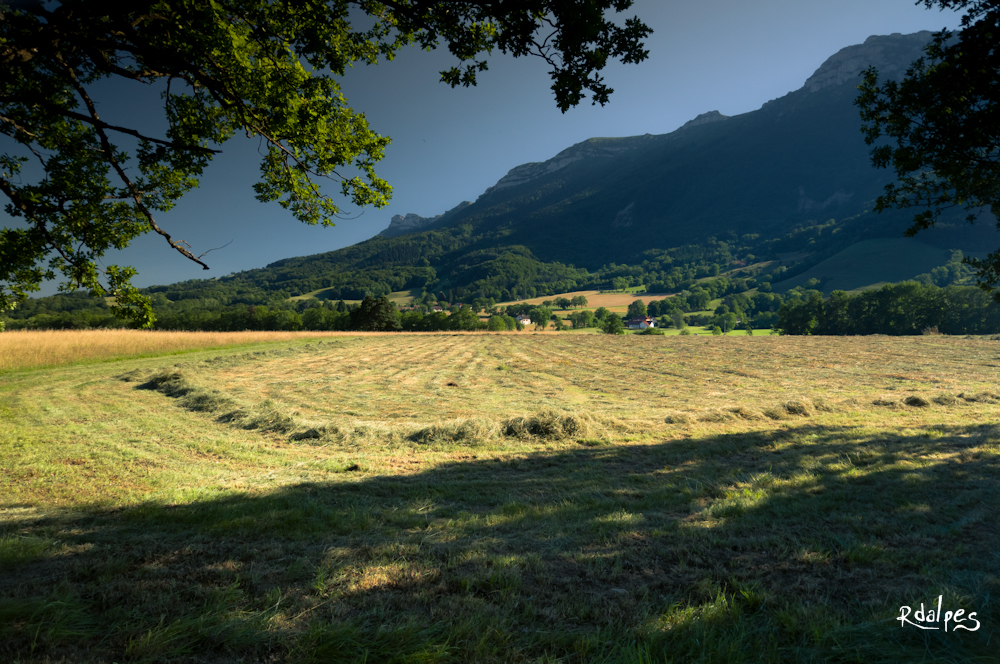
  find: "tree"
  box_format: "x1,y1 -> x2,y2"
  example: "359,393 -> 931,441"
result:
601,315 -> 624,335
626,299 -> 647,318
776,291 -> 822,335
302,306 -> 326,330
531,305 -> 553,330
554,296 -> 571,309
0,0 -> 651,325
487,315 -> 506,332
857,0 -> 1000,296
570,295 -> 588,308
350,295 -> 401,331
687,288 -> 711,311
569,309 -> 594,329
447,305 -> 482,331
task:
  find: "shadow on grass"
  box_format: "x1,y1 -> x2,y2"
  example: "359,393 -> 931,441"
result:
2,423 -> 999,663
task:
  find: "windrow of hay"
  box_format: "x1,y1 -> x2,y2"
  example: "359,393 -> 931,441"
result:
870,392 -> 1000,409
665,394 -> 952,425
501,409 -> 601,440
129,369 -> 613,446
960,391 -> 1000,403
409,418 -> 501,444
133,369 -> 296,434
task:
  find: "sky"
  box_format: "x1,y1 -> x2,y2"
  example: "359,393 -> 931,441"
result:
9,0 -> 967,294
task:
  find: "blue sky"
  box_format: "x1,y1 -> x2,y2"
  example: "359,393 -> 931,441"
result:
10,0 -> 966,294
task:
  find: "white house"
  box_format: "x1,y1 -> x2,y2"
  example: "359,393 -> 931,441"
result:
625,316 -> 656,330
515,314 -> 532,326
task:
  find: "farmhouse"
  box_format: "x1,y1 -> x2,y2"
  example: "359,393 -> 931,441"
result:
626,316 -> 656,330
515,314 -> 532,326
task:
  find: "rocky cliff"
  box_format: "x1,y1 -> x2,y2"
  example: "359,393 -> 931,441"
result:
803,31 -> 933,92
379,201 -> 472,238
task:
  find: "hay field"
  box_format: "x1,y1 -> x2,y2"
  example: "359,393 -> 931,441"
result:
501,290 -> 674,309
2,334 -> 999,663
173,334 -> 1000,431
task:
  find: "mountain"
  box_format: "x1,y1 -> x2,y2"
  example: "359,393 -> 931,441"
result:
100,32 -> 1000,305
385,31 -> 972,268
379,201 -> 472,238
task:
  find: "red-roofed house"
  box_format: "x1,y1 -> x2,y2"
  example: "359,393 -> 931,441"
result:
625,316 -> 656,330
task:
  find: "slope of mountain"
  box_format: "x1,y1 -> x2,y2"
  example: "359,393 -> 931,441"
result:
772,238 -> 952,293
121,31 -> 1000,304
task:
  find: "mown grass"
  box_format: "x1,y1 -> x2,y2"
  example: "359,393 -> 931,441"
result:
1,334 -> 999,662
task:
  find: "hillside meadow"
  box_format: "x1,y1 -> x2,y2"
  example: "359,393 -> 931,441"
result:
2,331 -> 999,663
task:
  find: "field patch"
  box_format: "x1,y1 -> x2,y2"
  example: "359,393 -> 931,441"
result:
500,290 -> 675,310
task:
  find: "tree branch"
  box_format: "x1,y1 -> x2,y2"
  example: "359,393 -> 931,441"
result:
57,54 -> 212,271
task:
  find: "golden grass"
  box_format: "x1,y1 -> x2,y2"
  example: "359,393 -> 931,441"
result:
500,290 -> 676,309
155,334 -> 1000,445
0,329 -> 360,372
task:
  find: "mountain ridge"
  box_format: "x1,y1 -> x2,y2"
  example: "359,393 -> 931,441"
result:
379,30 -> 938,244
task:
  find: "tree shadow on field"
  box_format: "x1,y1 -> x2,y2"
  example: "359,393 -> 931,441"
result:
2,422 -> 1000,663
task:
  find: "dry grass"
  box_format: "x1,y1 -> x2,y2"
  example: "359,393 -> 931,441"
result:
0,329 -> 384,372
500,289 -> 674,309
180,334 -> 1000,436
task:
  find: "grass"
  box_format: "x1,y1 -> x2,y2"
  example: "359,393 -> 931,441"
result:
770,238 -> 954,294
0,329 -> 361,373
2,333 -> 999,662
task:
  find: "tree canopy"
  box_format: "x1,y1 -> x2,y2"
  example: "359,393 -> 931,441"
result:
350,295 -> 401,331
626,298 -> 646,318
857,0 -> 1000,296
0,0 -> 651,325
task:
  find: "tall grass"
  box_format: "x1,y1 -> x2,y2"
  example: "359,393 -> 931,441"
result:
0,329 -> 366,372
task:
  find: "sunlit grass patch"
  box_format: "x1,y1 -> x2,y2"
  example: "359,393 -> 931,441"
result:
0,328 -> 358,372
